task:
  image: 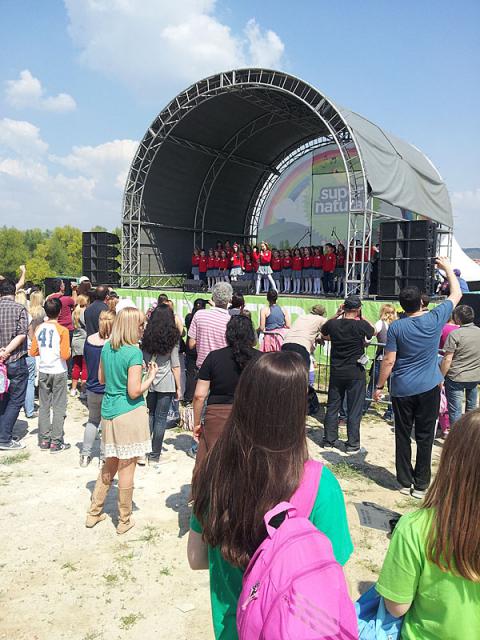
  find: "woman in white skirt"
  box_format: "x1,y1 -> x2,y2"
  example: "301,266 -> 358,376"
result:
255,241 -> 278,294
85,307 -> 158,534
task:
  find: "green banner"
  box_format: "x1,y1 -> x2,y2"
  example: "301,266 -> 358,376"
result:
117,288 -> 390,327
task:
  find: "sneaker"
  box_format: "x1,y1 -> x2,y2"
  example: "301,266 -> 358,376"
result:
344,445 -> 361,455
26,412 -> 38,419
49,442 -> 71,454
398,485 -> 412,496
79,454 -> 91,467
39,440 -> 50,450
0,439 -> 26,450
411,488 -> 427,500
70,389 -> 77,398
137,456 -> 146,466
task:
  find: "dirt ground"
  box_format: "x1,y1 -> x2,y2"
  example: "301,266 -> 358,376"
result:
0,393 -> 442,640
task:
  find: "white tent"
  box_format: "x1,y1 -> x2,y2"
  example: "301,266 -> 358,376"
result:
451,237 -> 480,282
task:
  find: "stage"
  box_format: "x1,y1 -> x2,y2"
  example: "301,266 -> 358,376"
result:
117,287 -> 391,326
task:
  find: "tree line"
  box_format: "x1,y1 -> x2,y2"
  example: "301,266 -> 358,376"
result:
0,225 -> 121,284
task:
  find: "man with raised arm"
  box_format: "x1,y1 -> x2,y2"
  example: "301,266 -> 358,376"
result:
374,257 -> 462,499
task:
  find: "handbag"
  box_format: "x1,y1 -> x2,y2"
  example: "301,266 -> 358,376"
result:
356,585 -> 403,640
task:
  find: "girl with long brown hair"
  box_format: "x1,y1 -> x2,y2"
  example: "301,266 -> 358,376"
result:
188,351 -> 352,639
377,409 -> 480,637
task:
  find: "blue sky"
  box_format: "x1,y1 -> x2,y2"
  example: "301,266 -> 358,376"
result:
0,0 -> 478,245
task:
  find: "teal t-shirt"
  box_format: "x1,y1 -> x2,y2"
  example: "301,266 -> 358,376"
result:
100,342 -> 144,419
190,466 -> 353,640
376,509 -> 480,640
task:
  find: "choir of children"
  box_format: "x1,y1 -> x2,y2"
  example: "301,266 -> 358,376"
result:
190,241 -> 346,295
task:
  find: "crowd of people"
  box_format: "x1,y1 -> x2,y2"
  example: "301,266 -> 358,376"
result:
1,257 -> 479,639
190,239 -> 346,295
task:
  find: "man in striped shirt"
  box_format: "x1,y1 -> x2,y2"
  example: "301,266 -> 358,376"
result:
187,282 -> 232,459
188,282 -> 233,369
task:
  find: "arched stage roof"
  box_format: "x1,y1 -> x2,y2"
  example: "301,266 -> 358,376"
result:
122,68 -> 451,284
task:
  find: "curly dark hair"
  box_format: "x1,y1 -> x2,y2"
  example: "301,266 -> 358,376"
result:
142,303 -> 180,356
226,315 -> 257,371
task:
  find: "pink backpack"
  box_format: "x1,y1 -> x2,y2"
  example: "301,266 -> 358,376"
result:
237,460 -> 358,640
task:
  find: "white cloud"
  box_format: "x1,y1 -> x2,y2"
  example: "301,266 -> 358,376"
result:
0,118 -> 136,229
5,69 -> 76,112
0,118 -> 48,156
64,0 -> 285,94
452,188 -> 480,248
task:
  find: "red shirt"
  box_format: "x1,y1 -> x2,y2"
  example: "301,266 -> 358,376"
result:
336,253 -> 345,267
192,254 -> 200,267
282,256 -> 292,269
271,257 -> 282,271
313,255 -> 323,269
214,257 -> 220,268
207,256 -> 216,269
244,261 -> 254,272
218,258 -> 228,270
259,250 -> 272,265
252,250 -> 259,269
302,255 -> 312,268
323,253 -> 336,272
225,248 -> 233,259
231,253 -> 244,268
199,256 -> 208,272
48,293 -> 75,331
292,256 -> 303,271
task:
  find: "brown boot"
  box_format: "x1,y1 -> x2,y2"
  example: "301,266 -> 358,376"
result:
116,486 -> 135,535
85,473 -> 111,528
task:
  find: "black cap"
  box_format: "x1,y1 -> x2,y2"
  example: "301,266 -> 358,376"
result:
344,295 -> 362,310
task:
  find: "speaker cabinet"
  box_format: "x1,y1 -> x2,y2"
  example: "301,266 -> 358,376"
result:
378,221 -> 437,297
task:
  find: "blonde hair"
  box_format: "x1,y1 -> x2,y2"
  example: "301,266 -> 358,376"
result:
379,304 -> 397,325
109,307 -> 144,350
98,310 -> 116,339
73,294 -> 89,329
15,290 -> 27,306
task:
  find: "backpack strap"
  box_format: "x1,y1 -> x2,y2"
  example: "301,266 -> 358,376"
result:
290,459 -> 323,517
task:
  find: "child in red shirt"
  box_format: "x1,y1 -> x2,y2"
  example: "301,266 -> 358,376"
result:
322,243 -> 337,294
198,249 -> 208,282
255,242 -> 278,295
292,248 -> 303,295
313,246 -> 324,295
191,248 -> 200,280
244,253 -> 255,282
281,249 -> 292,294
207,248 -> 216,291
271,250 -> 282,291
302,247 -> 313,295
218,250 -> 229,282
335,243 -> 346,296
230,244 -> 244,282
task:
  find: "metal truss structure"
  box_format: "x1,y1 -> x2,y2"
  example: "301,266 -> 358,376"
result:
121,68 -> 450,296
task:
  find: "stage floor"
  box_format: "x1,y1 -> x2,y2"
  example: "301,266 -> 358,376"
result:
118,287 -> 392,325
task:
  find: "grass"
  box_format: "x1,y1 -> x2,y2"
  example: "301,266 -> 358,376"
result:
138,524 -> 160,545
119,613 -> 144,630
103,573 -> 119,585
61,561 -> 78,572
116,550 -> 135,563
159,566 -> 172,576
330,461 -> 372,483
0,472 -> 11,486
83,633 -> 103,640
0,451 -> 30,465
395,497 -> 419,510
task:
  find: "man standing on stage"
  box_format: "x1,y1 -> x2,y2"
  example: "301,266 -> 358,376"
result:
374,257 -> 462,499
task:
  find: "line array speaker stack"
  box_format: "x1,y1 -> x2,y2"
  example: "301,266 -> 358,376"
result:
82,232 -> 120,286
378,220 -> 437,297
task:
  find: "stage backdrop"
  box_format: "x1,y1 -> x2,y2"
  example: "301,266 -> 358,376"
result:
257,143 -> 424,249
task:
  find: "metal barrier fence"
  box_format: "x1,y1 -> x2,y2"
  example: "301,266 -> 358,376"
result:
314,340 -> 392,409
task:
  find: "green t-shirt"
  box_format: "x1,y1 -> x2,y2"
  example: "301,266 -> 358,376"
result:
190,466 -> 353,640
100,342 -> 144,419
377,509 -> 480,640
